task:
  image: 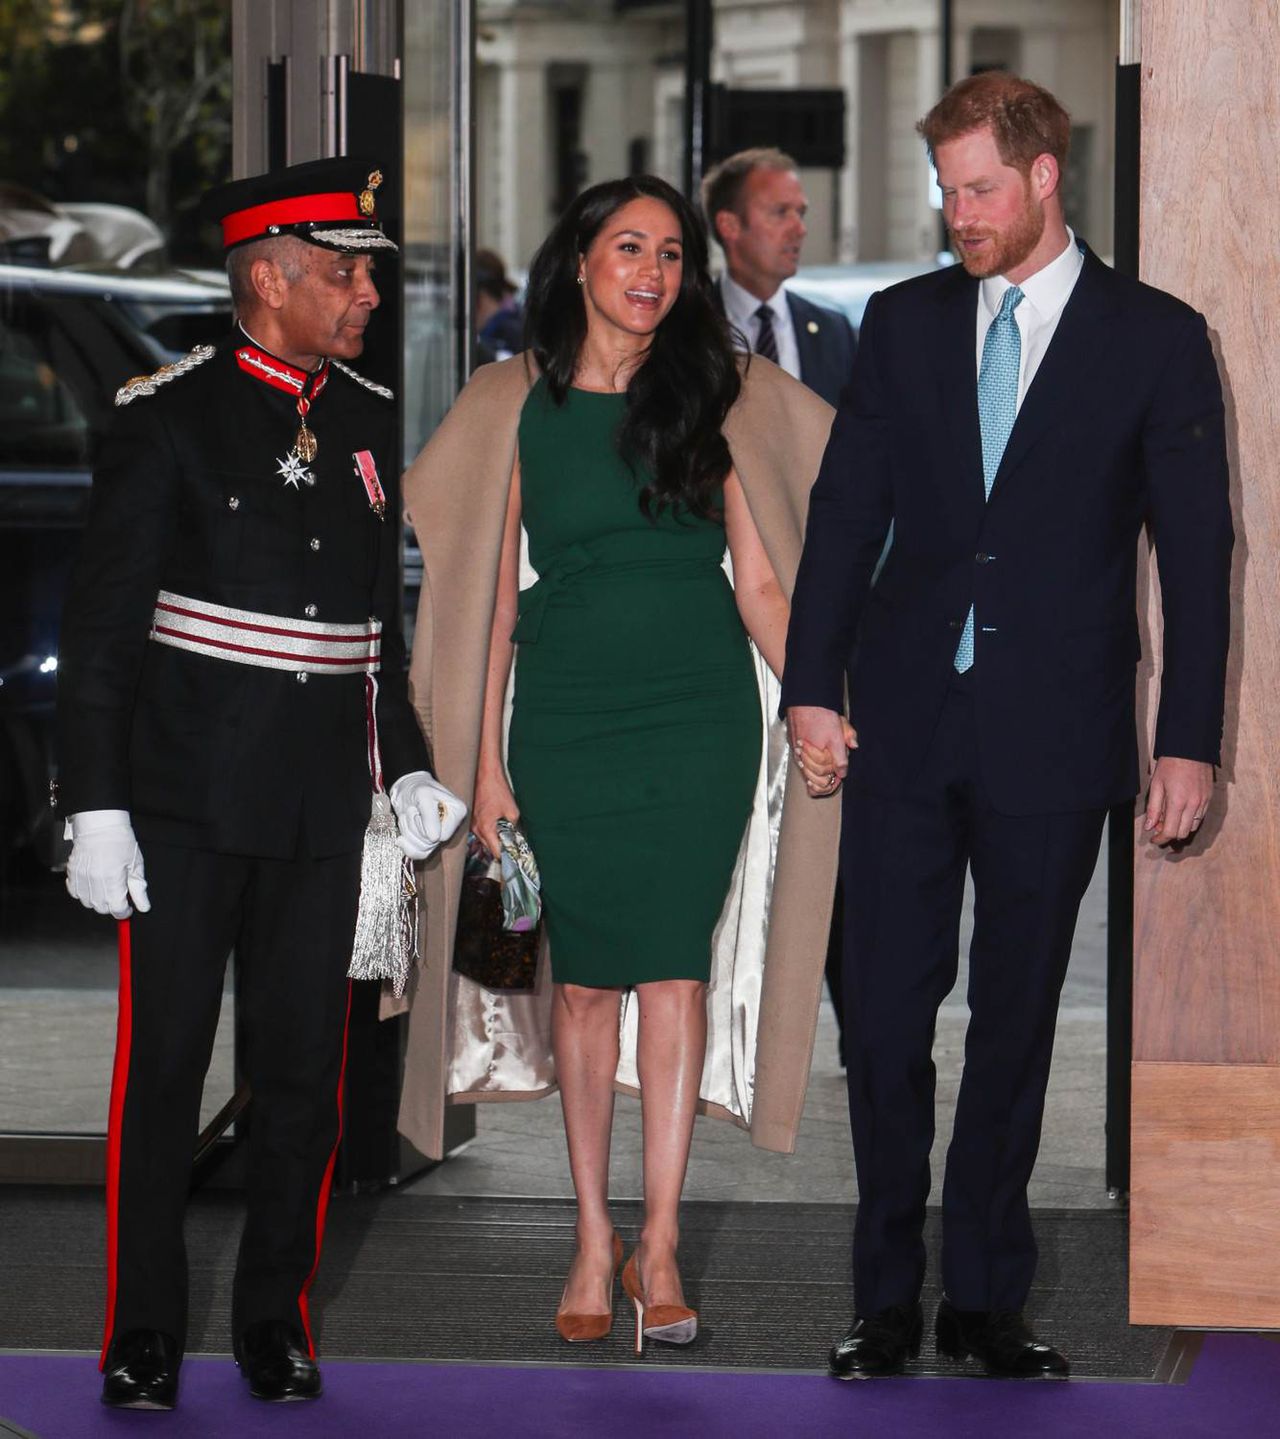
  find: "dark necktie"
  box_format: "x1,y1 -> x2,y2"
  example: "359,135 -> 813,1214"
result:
754,304 -> 779,363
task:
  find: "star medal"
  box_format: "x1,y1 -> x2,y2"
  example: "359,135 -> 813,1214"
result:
233,340 -> 330,485
277,452 -> 313,490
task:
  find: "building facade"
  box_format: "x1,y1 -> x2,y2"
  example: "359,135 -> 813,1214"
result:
474,0 -> 1120,273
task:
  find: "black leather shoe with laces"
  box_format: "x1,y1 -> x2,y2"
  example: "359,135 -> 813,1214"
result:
935,1297 -> 1070,1378
101,1329 -> 180,1410
827,1302 -> 923,1380
235,1319 -> 323,1402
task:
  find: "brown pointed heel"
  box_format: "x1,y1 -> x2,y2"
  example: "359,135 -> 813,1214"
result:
555,1232 -> 624,1343
621,1251 -> 698,1354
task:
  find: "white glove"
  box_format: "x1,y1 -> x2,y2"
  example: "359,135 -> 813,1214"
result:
388,770 -> 468,861
66,810 -> 151,920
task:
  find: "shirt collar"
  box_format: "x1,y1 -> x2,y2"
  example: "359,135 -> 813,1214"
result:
980,227 -> 1083,323
721,270 -> 788,330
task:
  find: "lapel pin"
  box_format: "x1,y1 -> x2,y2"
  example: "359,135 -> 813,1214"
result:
807,320 -> 820,334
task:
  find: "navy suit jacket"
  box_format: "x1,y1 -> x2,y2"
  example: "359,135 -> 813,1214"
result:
714,280 -> 856,408
787,290 -> 857,408
780,247 -> 1233,816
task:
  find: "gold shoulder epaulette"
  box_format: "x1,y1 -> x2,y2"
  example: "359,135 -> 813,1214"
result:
115,344 -> 217,407
331,359 -> 395,401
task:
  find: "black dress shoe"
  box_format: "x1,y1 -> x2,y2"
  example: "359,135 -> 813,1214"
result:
828,1302 -> 923,1379
101,1328 -> 180,1409
935,1297 -> 1070,1378
236,1319 -> 322,1402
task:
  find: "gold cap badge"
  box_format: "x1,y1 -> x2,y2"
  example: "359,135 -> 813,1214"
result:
358,169 -> 383,217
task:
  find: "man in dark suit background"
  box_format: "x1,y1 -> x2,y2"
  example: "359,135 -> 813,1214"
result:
782,73 -> 1232,1379
703,147 -> 857,1061
702,147 -> 856,406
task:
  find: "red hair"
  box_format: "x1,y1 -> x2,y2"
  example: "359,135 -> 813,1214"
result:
918,72 -> 1070,173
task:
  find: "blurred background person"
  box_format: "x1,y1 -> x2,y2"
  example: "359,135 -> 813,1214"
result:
474,246 -> 524,364
702,148 -> 855,407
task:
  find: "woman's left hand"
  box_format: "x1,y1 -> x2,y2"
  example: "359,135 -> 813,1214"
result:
795,720 -> 857,798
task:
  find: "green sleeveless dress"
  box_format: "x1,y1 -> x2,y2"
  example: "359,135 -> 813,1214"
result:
507,379 -> 761,987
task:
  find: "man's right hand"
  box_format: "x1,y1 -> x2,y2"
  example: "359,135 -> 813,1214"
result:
65,810 -> 150,919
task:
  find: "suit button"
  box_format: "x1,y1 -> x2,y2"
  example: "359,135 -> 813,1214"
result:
310,537 -> 321,551
975,552 -> 992,564
296,671 -> 309,684
227,496 -> 240,511
304,603 -> 318,618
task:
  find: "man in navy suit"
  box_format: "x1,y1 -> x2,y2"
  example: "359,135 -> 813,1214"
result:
703,147 -> 858,1060
782,73 -> 1232,1380
702,147 -> 857,406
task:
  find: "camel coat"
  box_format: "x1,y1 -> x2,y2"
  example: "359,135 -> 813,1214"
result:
394,352 -> 839,1159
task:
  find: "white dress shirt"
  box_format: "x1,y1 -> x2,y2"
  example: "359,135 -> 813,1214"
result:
720,271 -> 802,382
976,228 -> 1084,408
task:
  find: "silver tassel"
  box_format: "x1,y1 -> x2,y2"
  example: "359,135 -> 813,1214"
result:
348,791 -> 418,997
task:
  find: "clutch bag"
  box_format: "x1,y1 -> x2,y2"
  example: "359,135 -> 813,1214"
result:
452,818 -> 542,992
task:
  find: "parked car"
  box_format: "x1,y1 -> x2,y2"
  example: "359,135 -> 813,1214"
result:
0,262 -> 233,868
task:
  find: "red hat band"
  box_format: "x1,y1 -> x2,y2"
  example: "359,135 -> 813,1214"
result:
220,191 -> 371,249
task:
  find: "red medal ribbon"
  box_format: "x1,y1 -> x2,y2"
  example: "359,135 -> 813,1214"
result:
353,451 -> 386,519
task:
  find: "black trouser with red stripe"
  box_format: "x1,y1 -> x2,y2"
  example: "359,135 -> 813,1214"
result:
102,840 -> 360,1363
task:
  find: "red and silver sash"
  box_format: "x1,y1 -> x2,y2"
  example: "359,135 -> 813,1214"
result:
149,590 -> 381,675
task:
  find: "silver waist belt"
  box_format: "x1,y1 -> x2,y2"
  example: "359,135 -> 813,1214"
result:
149,590 -> 381,675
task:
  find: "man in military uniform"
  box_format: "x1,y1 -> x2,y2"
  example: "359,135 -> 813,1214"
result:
56,159 -> 465,1409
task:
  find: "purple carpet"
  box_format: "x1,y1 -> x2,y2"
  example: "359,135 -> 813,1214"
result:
2,1336 -> 1277,1439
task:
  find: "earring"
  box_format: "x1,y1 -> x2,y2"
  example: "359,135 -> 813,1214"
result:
576,275 -> 585,285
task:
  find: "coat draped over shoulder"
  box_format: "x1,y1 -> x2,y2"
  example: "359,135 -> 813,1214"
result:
394,352 -> 839,1159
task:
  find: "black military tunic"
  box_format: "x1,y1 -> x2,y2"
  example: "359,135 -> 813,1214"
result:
56,330 -> 429,1359
58,331 -> 426,854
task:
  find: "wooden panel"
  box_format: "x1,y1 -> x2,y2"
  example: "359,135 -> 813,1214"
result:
1130,1063 -> 1280,1327
1134,1 -> 1280,1064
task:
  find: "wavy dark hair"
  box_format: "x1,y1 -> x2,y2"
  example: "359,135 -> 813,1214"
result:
523,175 -> 741,520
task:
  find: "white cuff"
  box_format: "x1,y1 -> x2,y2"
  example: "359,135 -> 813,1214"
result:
69,809 -> 133,838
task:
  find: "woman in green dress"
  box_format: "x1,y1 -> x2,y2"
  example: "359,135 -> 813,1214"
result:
470,176 -> 845,1349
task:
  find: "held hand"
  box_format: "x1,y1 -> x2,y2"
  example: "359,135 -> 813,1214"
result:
65,810 -> 151,920
472,764 -> 520,859
1144,756 -> 1215,845
389,771 -> 469,861
797,719 -> 860,797
786,706 -> 851,798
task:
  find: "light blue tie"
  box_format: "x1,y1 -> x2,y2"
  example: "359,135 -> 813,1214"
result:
954,285 -> 1023,672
